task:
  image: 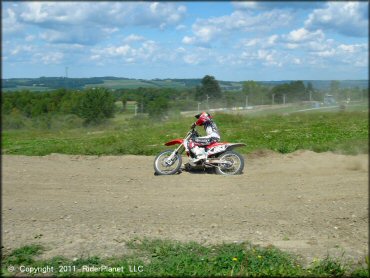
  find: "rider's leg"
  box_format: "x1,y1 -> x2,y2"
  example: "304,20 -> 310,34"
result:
189,136 -> 214,162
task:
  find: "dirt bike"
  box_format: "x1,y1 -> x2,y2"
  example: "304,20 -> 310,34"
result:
153,127 -> 246,175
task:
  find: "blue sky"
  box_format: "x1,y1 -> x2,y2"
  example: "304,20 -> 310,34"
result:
2,1 -> 369,81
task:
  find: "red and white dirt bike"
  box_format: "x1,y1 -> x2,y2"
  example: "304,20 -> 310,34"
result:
153,127 -> 246,175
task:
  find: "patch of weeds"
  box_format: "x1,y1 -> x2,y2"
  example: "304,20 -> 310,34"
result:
1,239 -> 368,277
3,244 -> 44,265
310,256 -> 347,277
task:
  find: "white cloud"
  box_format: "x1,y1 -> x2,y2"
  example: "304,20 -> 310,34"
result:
4,2 -> 187,45
233,1 -> 324,11
284,28 -> 325,43
338,44 -> 364,53
33,52 -> 64,65
176,47 -> 186,53
112,45 -> 131,56
184,10 -> 292,45
308,42 -> 368,67
257,50 -> 282,66
90,39 -> 162,64
305,2 -> 368,37
123,34 -> 145,43
242,38 -> 260,47
3,2 -> 367,79
3,38 -> 88,66
182,36 -> 195,44
25,35 -> 36,42
19,2 -> 186,28
20,2 -> 86,25
2,7 -> 24,35
239,34 -> 279,49
306,39 -> 333,52
183,54 -> 201,65
10,45 -> 34,56
267,35 -> 279,45
285,43 -> 299,50
39,27 -> 101,44
90,54 -> 101,61
232,2 -> 263,11
316,49 -> 336,58
234,23 -> 368,70
175,24 -> 187,31
293,58 -> 301,65
279,27 -> 331,52
102,27 -> 119,35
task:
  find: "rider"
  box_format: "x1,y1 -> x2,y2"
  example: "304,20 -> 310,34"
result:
188,112 -> 220,163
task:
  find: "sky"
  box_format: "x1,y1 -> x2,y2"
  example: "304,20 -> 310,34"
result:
2,1 -> 369,81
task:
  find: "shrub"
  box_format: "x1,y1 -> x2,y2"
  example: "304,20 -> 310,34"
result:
78,88 -> 115,124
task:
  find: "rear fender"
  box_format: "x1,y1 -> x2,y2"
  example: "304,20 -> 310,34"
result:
165,139 -> 184,146
225,143 -> 246,151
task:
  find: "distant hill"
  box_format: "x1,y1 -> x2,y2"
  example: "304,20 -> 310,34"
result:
259,80 -> 369,90
1,77 -> 368,92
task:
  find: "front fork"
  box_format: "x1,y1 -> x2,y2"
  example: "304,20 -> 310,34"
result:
165,131 -> 192,165
165,144 -> 185,165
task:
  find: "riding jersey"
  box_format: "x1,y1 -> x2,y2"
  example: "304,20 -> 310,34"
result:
193,120 -> 220,146
204,120 -> 220,139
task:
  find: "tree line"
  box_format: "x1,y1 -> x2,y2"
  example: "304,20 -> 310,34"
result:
2,75 -> 368,127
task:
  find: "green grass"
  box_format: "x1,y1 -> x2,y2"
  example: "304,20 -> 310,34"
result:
2,110 -> 368,156
84,79 -> 187,90
2,244 -> 44,265
85,80 -> 156,89
2,86 -> 52,92
1,240 -> 368,277
2,79 -> 188,91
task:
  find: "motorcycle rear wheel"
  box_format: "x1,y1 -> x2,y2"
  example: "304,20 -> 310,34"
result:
154,150 -> 182,175
215,151 -> 244,175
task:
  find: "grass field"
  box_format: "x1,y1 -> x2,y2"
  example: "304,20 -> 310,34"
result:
2,78 -> 189,91
2,109 -> 368,156
3,86 -> 52,92
85,80 -> 157,89
1,239 -> 368,277
84,79 -> 188,89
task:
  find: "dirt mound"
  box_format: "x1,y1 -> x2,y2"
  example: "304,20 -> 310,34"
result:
2,152 -> 368,264
247,149 -> 280,159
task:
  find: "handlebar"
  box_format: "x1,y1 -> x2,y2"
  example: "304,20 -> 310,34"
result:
187,126 -> 201,139
184,125 -> 198,140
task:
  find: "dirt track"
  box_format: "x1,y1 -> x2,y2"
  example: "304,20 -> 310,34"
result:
2,151 -> 368,264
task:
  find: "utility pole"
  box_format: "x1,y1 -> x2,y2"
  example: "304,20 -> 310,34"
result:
272,93 -> 275,105
283,94 -> 286,105
245,95 -> 248,109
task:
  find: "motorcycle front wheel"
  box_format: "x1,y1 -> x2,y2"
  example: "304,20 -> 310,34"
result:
215,151 -> 244,175
154,150 -> 182,175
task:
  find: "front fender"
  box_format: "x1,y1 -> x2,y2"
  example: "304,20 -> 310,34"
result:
165,139 -> 184,146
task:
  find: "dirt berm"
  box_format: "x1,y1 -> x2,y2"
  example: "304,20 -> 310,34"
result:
2,151 -> 368,264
